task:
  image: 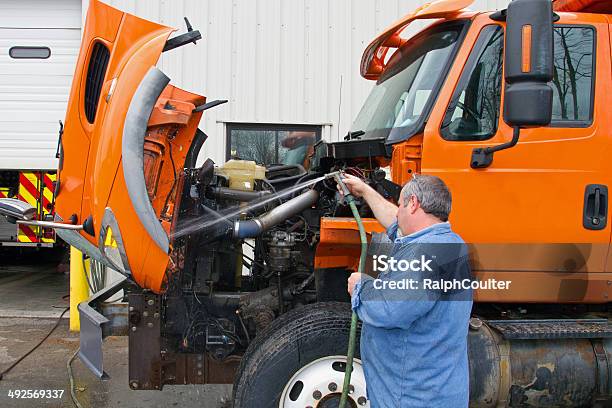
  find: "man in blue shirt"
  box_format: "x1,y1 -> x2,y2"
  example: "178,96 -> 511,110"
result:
341,174 -> 473,408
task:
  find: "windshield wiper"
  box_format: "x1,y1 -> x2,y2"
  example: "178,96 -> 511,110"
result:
344,130 -> 365,141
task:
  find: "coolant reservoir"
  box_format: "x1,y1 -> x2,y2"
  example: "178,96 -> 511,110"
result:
215,160 -> 266,191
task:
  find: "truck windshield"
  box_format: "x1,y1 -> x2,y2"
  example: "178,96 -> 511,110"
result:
351,21 -> 467,144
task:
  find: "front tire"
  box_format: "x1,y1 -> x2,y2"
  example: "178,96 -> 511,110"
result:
232,302 -> 369,408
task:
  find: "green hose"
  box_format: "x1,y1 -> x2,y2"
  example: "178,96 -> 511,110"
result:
339,192 -> 368,408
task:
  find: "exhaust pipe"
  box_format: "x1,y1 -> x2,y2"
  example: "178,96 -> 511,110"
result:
233,189 -> 318,239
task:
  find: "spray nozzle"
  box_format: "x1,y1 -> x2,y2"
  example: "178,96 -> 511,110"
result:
325,171 -> 353,200
323,171 -> 341,180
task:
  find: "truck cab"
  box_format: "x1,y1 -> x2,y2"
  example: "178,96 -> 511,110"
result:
347,0 -> 612,303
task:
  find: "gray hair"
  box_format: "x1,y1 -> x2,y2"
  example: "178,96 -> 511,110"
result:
401,174 -> 452,222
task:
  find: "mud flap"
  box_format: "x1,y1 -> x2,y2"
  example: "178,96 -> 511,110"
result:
77,276 -> 129,378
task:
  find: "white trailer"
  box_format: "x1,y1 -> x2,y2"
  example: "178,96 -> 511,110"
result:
0,0 -> 80,246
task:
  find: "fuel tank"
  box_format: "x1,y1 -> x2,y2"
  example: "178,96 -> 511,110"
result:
469,321 -> 612,407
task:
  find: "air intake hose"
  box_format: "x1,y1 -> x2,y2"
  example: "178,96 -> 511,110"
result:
233,189 -> 319,239
209,187 -> 270,202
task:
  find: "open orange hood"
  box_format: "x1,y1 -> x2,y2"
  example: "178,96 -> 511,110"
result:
55,0 -> 205,293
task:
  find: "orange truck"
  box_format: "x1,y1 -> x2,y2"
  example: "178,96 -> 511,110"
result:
1,0 -> 611,406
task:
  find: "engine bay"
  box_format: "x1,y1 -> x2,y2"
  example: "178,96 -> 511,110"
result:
128,133 -> 401,383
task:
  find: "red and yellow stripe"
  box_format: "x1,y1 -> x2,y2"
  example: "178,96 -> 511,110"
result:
41,173 -> 56,243
17,172 -> 40,243
16,171 -> 56,243
0,188 -> 12,199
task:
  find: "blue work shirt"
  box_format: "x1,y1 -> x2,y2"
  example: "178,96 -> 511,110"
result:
351,221 -> 473,408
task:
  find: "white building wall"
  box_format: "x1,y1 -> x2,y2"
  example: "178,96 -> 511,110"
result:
90,0 -> 509,165
0,0 -> 81,170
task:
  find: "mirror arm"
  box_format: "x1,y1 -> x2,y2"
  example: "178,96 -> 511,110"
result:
17,219 -> 83,230
470,126 -> 520,169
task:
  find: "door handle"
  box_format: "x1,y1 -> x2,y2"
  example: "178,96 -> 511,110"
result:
584,184 -> 607,230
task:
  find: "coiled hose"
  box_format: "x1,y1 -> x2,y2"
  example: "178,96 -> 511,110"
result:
336,175 -> 368,408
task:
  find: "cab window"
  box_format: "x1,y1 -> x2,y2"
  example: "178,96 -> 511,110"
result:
441,25 -> 595,141
350,21 -> 468,144
551,26 -> 594,126
441,25 -> 503,141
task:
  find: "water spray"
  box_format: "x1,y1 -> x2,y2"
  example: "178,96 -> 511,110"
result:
171,175 -> 327,239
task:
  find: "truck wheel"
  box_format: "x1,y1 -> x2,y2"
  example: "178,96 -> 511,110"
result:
232,302 -> 369,408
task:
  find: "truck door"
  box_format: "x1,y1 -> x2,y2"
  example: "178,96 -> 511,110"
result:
421,15 -> 612,302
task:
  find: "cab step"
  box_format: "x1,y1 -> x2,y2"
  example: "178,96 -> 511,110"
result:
485,318 -> 612,339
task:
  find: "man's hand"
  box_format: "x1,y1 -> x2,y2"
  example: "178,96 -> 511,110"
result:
337,174 -> 371,198
336,173 -> 399,229
348,272 -> 364,297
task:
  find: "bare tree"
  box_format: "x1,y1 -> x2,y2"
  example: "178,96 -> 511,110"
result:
231,130 -> 276,165
552,27 -> 593,121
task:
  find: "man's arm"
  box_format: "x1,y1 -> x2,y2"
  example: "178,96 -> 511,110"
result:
340,175 -> 398,229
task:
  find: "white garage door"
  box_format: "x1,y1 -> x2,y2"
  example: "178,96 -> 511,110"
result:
0,0 -> 81,170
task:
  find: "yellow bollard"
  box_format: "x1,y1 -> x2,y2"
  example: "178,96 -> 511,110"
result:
70,246 -> 90,332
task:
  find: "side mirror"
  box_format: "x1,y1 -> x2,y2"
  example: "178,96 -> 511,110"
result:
0,197 -> 83,230
0,198 -> 36,223
503,0 -> 554,127
471,0 -> 554,168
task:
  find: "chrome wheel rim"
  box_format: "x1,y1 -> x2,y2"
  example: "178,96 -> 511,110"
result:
279,355 -> 369,408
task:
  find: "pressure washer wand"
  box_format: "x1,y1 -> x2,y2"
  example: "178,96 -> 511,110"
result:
333,173 -> 368,408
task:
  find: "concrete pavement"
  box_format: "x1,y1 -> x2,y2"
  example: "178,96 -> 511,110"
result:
0,254 -> 232,408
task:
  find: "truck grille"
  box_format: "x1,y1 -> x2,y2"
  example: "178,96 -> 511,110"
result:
84,42 -> 110,123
